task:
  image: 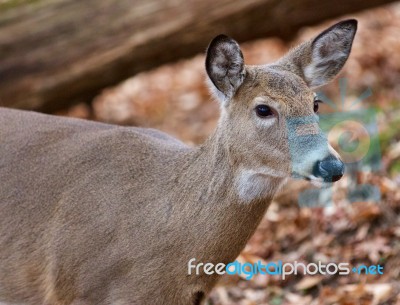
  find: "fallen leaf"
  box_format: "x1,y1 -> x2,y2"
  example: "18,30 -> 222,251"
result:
295,276 -> 324,291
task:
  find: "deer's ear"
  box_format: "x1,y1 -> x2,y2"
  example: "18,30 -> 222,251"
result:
279,19 -> 357,89
206,35 -> 245,104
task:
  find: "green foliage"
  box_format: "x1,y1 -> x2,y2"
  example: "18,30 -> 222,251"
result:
0,0 -> 42,11
389,160 -> 400,176
379,115 -> 400,153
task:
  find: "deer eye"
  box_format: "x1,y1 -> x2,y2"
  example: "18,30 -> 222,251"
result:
314,99 -> 322,113
255,105 -> 274,118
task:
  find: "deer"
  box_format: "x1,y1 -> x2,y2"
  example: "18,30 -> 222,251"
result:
0,19 -> 357,305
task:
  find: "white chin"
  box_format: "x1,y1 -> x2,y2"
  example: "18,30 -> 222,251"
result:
308,175 -> 332,188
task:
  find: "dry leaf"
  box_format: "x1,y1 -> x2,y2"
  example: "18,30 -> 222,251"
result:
295,276 -> 324,291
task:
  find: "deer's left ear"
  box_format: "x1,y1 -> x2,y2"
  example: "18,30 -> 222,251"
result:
206,34 -> 245,104
279,19 -> 357,89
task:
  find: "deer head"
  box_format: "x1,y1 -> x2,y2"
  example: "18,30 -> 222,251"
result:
205,20 -> 357,202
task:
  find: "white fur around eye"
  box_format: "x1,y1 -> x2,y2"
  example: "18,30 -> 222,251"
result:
253,101 -> 279,127
254,115 -> 276,128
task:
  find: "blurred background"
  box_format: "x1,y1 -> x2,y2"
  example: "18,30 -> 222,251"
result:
1,0 -> 400,304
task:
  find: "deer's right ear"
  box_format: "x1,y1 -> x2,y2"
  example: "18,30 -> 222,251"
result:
206,35 -> 245,105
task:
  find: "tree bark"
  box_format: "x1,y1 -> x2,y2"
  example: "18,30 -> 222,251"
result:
0,0 -> 396,112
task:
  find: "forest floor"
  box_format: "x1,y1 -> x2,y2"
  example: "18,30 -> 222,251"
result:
59,3 -> 400,304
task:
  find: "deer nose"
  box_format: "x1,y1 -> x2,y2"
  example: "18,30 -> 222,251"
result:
313,156 -> 345,182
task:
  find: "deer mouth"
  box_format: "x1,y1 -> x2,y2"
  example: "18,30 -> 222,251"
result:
306,175 -> 334,188
292,172 -> 333,188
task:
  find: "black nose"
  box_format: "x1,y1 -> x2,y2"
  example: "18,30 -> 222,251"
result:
313,156 -> 345,182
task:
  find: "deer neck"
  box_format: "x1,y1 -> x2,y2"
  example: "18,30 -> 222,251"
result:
179,126 -> 286,206
170,126 -> 286,263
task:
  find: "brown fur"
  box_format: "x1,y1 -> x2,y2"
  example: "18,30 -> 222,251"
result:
0,20 -> 357,305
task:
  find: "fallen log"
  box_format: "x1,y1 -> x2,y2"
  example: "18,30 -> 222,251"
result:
0,0 -> 396,112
